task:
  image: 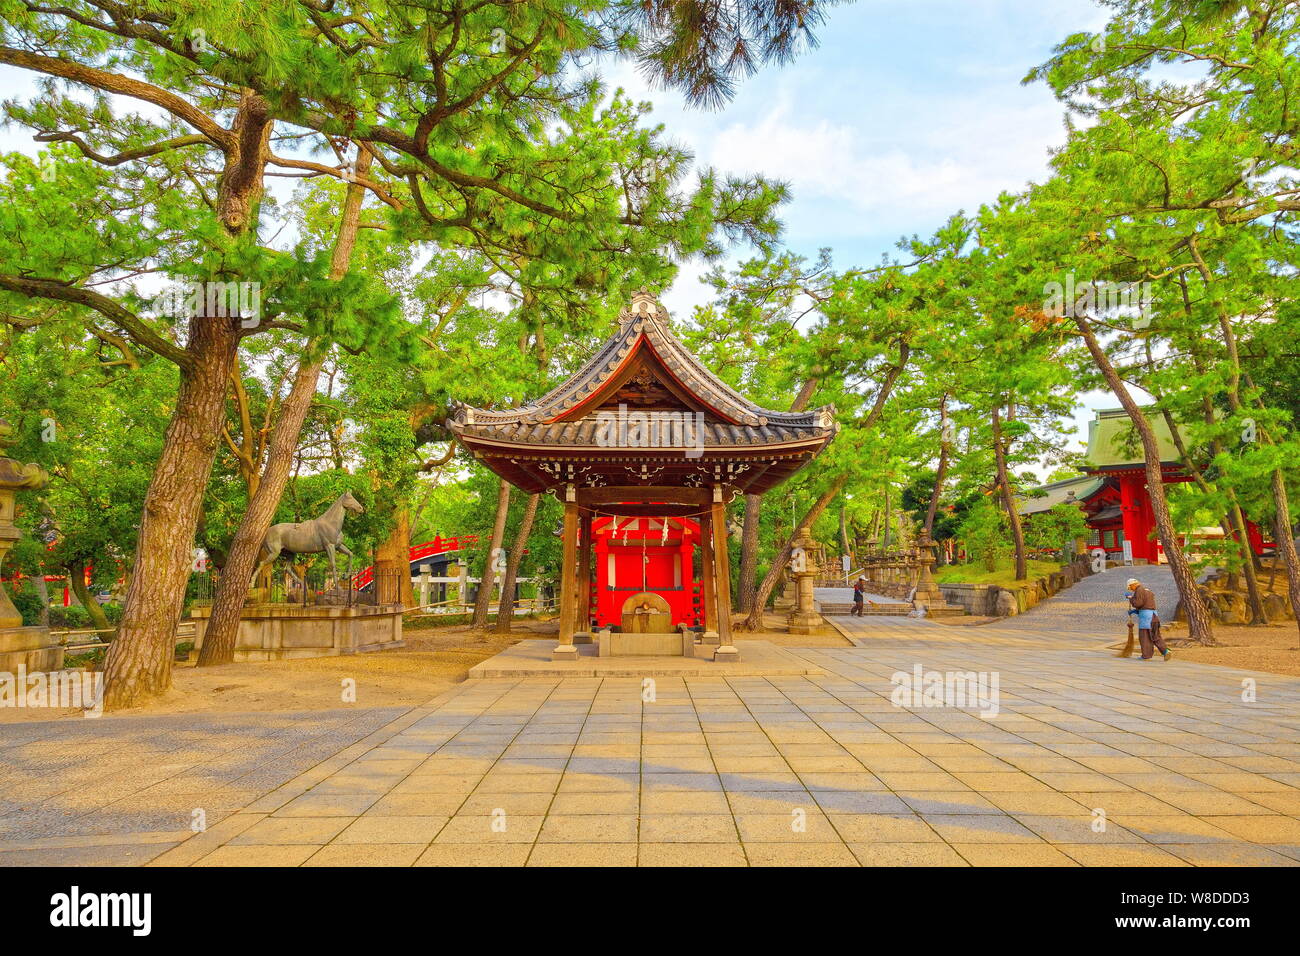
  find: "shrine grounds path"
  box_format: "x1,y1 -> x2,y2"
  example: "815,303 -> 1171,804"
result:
2,567 -> 1299,866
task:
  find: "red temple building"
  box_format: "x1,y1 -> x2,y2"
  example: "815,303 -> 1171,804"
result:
1018,408 -> 1272,563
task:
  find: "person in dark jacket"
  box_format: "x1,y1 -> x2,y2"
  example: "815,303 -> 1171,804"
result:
1126,577 -> 1171,661
852,578 -> 866,616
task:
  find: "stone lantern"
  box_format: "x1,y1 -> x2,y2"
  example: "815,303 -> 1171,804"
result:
786,529 -> 825,635
913,527 -> 944,603
0,419 -> 61,671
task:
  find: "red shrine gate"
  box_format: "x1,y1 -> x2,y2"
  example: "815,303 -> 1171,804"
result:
591,515 -> 702,630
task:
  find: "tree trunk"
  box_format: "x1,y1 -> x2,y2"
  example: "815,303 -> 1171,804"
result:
103,314 -> 243,706
472,477 -> 511,628
736,341 -> 907,630
882,482 -> 891,549
198,148 -> 372,665
375,507 -> 415,608
1074,314 -> 1215,644
1227,501 -> 1268,624
735,378 -> 816,614
1269,470 -> 1300,638
1157,401 -> 1267,625
735,493 -> 762,614
923,395 -> 950,535
101,91 -> 272,708
67,563 -> 112,637
991,404 -> 1027,580
32,571 -> 50,628
495,493 -> 539,632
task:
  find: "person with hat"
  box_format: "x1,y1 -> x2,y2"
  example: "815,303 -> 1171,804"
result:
1126,577 -> 1171,661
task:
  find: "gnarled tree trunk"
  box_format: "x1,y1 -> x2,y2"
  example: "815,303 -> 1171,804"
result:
198,148 -> 372,665
495,493 -> 539,632
472,477 -> 511,628
1074,314 -> 1215,644
101,91 -> 272,707
103,313 -> 244,705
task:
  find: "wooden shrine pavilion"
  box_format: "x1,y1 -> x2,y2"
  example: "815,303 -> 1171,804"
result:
448,291 -> 837,661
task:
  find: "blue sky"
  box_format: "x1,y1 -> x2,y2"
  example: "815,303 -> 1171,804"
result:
607,0 -> 1107,304
602,0 -> 1127,468
0,0 -> 1130,468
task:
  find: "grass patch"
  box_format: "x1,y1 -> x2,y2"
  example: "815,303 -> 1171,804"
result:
63,647 -> 106,670
934,559 -> 1064,588
404,612 -> 548,629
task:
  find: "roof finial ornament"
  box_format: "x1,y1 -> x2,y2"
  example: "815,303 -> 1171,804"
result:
629,289 -> 659,319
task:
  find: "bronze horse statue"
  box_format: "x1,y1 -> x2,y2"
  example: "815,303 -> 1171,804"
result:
252,491 -> 365,588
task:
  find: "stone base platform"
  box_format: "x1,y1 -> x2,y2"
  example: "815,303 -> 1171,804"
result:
0,626 -> 63,672
469,639 -> 825,679
599,630 -> 684,657
189,603 -> 404,662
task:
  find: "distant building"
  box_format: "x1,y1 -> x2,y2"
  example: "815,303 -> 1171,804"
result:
1016,408 -> 1271,564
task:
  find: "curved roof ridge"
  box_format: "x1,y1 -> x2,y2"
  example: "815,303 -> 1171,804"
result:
447,291 -> 836,433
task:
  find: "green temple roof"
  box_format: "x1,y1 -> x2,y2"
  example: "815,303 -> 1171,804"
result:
1014,475 -> 1107,515
1083,408 -> 1184,470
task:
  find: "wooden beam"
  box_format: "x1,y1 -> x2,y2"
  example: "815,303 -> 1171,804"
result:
700,506 -> 718,635
579,485 -> 711,506
577,509 -> 593,642
581,503 -> 705,518
554,490 -> 579,659
711,490 -> 734,645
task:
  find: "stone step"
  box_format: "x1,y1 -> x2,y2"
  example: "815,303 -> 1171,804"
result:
919,605 -> 967,618
820,603 -> 915,616
820,602 -> 967,618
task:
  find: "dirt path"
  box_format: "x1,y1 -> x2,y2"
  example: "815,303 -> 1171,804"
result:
1169,623 -> 1300,678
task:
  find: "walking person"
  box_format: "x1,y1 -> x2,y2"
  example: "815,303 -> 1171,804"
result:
852,577 -> 866,617
1126,577 -> 1172,661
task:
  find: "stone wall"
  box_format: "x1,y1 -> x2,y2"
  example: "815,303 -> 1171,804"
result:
0,626 -> 63,672
938,583 -> 997,616
1190,570 -> 1297,624
189,604 -> 404,662
938,557 -> 1095,617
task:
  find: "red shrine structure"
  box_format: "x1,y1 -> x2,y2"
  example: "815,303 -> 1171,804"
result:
448,291 -> 837,661
591,515 -> 703,630
1019,408 -> 1273,562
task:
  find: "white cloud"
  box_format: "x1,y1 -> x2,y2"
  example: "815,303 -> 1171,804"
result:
704,94 -> 1067,242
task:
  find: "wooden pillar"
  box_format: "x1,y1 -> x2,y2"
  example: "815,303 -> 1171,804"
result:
575,509 -> 593,643
711,486 -> 739,661
554,485 -> 579,660
700,505 -> 718,638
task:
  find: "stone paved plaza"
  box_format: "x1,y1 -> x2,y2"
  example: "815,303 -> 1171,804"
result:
2,568 -> 1299,866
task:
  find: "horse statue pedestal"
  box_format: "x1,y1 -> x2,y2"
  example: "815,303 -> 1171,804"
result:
188,602 -> 404,662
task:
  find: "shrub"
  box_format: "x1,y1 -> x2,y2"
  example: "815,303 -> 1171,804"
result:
49,604 -> 92,629
9,578 -> 46,627
956,497 -> 1012,572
